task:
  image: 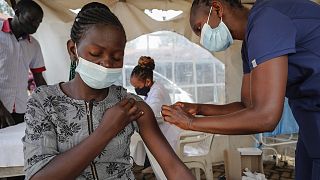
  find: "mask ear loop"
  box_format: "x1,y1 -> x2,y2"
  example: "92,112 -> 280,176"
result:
74,43 -> 79,59
207,6 -> 223,25
206,6 -> 213,24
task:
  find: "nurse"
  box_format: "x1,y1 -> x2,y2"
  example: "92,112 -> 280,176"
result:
161,0 -> 320,179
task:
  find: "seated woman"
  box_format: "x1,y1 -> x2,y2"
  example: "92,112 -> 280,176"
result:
130,56 -> 182,173
22,2 -> 194,180
130,56 -> 181,149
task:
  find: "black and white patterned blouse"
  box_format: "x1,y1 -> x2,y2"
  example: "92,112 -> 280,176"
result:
23,84 -> 142,180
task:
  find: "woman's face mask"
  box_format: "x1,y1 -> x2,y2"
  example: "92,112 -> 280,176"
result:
74,44 -> 122,89
200,6 -> 233,52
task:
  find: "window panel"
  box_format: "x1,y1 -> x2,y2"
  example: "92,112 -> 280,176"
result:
174,62 -> 194,86
196,63 -> 214,84
197,86 -> 214,103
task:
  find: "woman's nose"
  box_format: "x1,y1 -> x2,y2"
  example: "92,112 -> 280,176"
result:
99,58 -> 113,68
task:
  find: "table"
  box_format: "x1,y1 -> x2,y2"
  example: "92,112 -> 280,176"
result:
0,123 -> 25,178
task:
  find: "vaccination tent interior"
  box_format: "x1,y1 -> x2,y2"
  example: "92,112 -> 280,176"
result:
0,0 -> 318,178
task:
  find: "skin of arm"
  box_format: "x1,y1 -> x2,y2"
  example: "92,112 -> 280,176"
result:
30,98 -> 143,180
163,56 -> 288,135
136,101 -> 195,180
32,72 -> 47,86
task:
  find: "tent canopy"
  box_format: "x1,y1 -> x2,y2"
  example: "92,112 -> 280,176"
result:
3,0 -> 319,102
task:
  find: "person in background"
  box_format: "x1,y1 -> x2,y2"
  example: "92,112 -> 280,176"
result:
162,0 -> 320,179
23,2 -> 194,180
0,0 -> 46,129
130,56 -> 181,174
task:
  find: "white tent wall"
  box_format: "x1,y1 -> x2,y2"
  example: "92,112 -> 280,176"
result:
32,0 -> 243,103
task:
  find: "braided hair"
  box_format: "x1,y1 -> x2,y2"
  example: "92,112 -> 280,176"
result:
69,2 -> 126,80
131,56 -> 155,82
191,0 -> 243,9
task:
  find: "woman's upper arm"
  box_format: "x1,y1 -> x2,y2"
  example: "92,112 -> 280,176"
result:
136,101 -> 172,150
135,101 -> 188,177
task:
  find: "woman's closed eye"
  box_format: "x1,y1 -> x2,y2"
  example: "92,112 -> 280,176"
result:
89,52 -> 101,57
112,56 -> 123,61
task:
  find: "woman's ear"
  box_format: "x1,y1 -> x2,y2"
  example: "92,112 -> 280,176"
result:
145,78 -> 152,87
67,39 -> 77,62
212,1 -> 224,18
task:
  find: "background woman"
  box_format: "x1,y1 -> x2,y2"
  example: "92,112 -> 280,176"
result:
130,56 -> 182,173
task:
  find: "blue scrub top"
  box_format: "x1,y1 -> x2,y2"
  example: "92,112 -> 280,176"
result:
241,0 -> 320,157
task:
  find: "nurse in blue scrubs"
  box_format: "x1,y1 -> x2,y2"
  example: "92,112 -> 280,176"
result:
161,0 -> 320,179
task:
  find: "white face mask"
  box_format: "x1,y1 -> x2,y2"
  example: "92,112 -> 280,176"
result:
74,44 -> 123,89
200,6 -> 233,52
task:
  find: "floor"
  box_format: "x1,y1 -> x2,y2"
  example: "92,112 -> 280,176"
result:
133,159 -> 295,180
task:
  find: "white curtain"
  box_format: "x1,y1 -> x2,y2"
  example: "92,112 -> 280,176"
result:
33,0 -> 244,102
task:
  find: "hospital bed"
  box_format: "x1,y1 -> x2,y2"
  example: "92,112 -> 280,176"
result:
0,123 -> 25,178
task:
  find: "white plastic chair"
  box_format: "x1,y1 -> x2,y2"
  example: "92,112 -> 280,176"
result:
130,132 -> 167,180
176,131 -> 214,180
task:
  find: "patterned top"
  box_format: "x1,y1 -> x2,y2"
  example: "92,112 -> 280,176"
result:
23,84 -> 142,180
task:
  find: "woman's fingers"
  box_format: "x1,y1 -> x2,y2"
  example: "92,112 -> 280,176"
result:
125,99 -> 144,121
130,111 -> 144,121
122,98 -> 135,110
119,98 -> 129,106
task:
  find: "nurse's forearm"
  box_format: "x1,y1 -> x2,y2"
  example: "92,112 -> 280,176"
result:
197,102 -> 246,116
190,106 -> 280,135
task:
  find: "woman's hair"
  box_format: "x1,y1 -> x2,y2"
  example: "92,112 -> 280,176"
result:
70,2 -> 126,44
131,56 -> 155,81
191,0 -> 243,9
69,2 -> 126,80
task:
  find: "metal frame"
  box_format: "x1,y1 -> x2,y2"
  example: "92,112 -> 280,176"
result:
252,133 -> 297,166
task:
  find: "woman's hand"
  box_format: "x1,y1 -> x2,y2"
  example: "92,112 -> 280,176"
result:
101,98 -> 144,134
161,105 -> 195,130
174,102 -> 199,115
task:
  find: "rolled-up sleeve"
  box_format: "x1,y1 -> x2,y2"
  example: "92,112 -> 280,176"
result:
23,90 -> 58,179
246,7 -> 296,70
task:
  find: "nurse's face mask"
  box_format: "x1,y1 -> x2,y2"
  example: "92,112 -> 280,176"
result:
74,44 -> 122,89
135,83 -> 150,97
200,6 -> 233,52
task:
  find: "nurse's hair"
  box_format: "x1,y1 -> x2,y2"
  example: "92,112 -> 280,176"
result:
131,56 -> 155,82
191,0 -> 243,9
69,2 -> 126,80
